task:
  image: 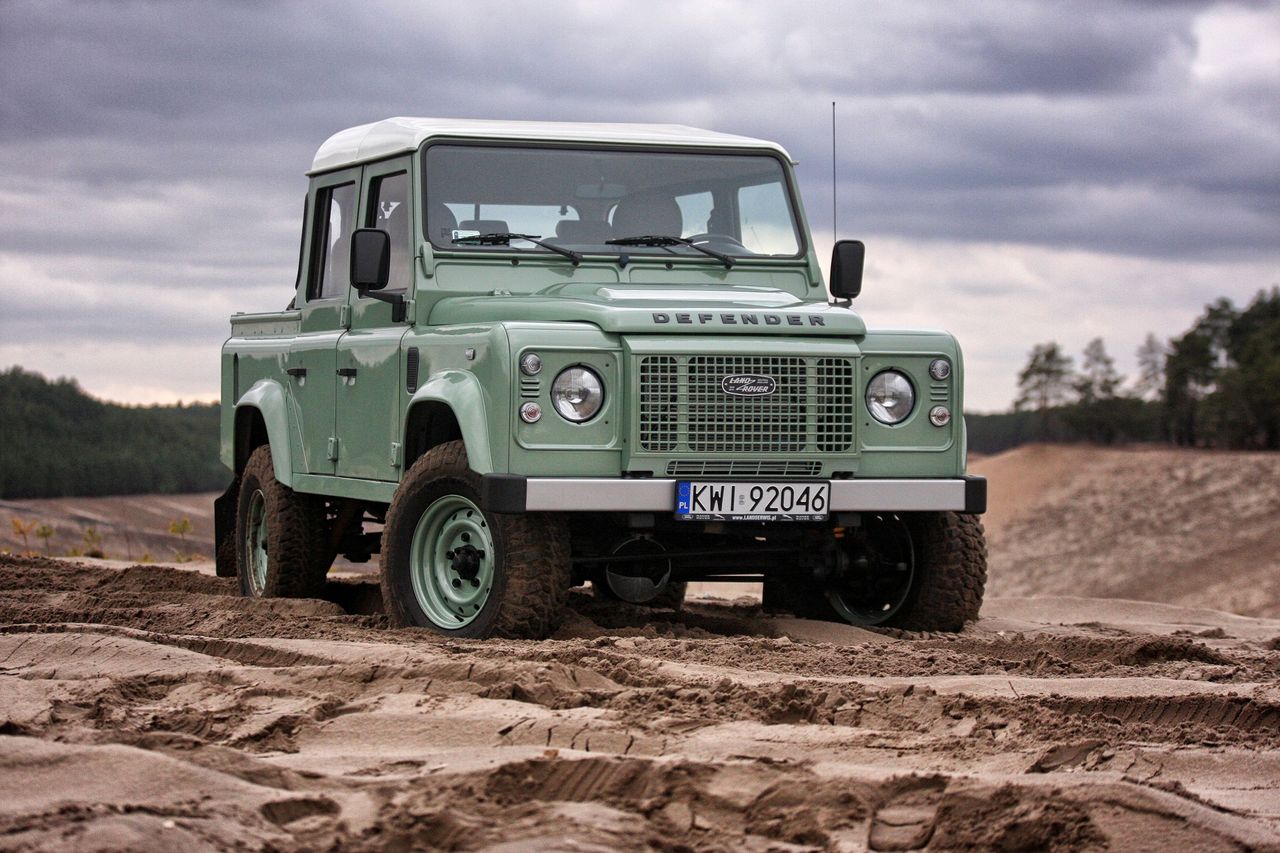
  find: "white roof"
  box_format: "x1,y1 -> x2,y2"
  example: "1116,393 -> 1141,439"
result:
310,117 -> 794,174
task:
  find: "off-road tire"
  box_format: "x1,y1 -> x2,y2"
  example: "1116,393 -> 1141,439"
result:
235,446 -> 330,598
380,441 -> 570,639
765,511 -> 986,632
892,512 -> 987,631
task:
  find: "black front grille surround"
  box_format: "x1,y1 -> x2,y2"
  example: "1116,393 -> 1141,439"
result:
637,354 -> 856,455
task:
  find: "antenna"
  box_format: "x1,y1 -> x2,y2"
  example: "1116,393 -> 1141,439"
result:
831,101 -> 837,241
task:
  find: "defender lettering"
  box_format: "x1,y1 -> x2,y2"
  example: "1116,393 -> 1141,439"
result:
652,312 -> 826,326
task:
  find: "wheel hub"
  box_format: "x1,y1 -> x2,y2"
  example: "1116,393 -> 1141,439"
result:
409,495 -> 496,628
448,543 -> 485,581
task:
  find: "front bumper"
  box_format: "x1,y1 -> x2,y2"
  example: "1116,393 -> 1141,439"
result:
481,475 -> 986,515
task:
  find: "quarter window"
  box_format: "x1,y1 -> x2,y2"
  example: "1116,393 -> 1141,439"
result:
368,172 -> 411,292
312,182 -> 357,301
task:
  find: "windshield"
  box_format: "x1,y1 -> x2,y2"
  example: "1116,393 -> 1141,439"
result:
423,144 -> 803,259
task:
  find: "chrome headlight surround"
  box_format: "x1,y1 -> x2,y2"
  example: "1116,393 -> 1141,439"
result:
865,370 -> 916,425
551,365 -> 605,422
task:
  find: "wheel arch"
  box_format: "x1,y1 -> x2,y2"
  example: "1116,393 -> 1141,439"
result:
403,370 -> 497,474
233,380 -> 294,486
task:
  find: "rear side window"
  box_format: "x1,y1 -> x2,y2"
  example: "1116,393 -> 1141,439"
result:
368,172 -> 411,292
311,182 -> 357,300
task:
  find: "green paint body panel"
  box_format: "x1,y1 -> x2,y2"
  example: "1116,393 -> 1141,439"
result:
233,380 -> 295,486
219,124 -> 973,507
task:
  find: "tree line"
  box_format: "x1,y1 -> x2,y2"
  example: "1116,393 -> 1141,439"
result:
0,367 -> 227,499
969,288 -> 1280,453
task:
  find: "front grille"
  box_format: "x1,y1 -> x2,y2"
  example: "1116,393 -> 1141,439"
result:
666,460 -> 822,477
638,355 -> 855,454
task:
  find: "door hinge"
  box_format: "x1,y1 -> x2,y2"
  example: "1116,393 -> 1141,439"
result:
339,304 -> 351,328
327,437 -> 339,461
390,441 -> 402,469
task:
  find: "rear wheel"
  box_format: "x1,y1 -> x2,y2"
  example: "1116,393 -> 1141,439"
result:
381,441 -> 570,638
234,446 -> 330,599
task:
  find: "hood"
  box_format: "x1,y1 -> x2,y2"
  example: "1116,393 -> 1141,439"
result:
428,283 -> 866,336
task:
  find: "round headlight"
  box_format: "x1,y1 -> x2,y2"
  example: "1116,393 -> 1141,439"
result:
866,370 -> 915,424
551,366 -> 604,422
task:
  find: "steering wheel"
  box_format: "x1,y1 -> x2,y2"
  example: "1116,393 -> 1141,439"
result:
687,232 -> 750,252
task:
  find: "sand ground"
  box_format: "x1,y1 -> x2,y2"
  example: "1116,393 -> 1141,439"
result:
2,444 -> 1279,849
1,555 -> 1278,850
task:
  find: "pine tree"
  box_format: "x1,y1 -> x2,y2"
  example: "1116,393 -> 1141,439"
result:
1015,343 -> 1074,413
1133,333 -> 1166,401
1075,338 -> 1123,404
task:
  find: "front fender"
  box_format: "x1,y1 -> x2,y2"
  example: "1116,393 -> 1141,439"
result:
407,370 -> 497,474
236,379 -> 294,486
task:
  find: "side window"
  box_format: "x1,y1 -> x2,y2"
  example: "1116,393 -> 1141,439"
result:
736,181 -> 799,255
311,182 -> 357,301
368,172 -> 411,292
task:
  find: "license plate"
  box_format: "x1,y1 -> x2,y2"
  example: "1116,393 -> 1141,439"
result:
675,481 -> 830,522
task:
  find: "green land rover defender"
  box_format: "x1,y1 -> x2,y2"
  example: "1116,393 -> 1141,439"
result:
214,117 -> 987,639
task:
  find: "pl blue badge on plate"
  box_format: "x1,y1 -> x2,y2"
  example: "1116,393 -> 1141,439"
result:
676,482 -> 692,514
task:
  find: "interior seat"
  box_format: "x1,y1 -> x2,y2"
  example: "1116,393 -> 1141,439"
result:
427,203 -> 458,244
610,191 -> 682,238
459,219 -> 510,234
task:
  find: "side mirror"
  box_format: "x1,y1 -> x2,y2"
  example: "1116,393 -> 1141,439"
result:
830,239 -> 865,300
350,228 -> 391,291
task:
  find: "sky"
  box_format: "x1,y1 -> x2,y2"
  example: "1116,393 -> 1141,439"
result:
1,0 -> 1277,412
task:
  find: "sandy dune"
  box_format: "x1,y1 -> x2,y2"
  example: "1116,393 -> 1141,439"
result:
972,445 -> 1280,618
2,555 -> 1278,850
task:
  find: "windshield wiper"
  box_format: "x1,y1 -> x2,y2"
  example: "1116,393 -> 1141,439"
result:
452,233 -> 582,265
606,235 -> 734,269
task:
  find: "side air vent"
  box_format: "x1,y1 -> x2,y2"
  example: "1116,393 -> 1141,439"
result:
406,347 -> 420,393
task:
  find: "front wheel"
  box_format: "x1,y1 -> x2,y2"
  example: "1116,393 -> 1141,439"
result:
765,512 -> 987,632
380,441 -> 570,638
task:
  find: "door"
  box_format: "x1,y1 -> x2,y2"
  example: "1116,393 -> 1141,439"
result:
334,159 -> 413,480
287,170 -> 360,476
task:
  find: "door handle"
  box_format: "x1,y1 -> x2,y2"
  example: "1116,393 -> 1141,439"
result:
336,368 -> 357,377
286,367 -> 307,378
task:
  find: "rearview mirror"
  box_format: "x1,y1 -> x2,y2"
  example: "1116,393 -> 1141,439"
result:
350,228 -> 391,291
830,239 -> 864,300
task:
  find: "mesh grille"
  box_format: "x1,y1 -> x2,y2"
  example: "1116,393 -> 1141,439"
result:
638,356 -> 679,452
638,355 -> 855,454
666,460 -> 822,477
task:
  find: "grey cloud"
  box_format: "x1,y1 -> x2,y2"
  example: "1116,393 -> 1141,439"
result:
0,0 -> 1277,407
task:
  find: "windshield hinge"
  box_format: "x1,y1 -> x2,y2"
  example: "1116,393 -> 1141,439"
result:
417,242 -> 435,279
